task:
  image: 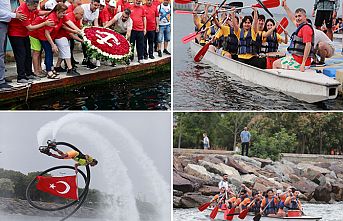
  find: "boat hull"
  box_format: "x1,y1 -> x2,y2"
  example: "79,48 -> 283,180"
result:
190,41 -> 340,103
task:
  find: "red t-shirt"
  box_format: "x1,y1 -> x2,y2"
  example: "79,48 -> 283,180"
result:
8,3 -> 39,37
103,5 -> 117,23
34,12 -> 62,41
67,4 -> 76,13
130,5 -> 146,31
55,12 -> 81,39
292,24 -> 313,66
144,4 -> 158,31
29,16 -> 46,40
118,0 -> 132,11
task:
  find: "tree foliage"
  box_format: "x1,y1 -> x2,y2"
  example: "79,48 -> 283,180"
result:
173,112 -> 343,159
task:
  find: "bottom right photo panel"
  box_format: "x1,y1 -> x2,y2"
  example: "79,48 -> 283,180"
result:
173,112 -> 343,221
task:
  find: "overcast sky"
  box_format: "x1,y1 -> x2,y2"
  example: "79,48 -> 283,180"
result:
0,112 -> 171,192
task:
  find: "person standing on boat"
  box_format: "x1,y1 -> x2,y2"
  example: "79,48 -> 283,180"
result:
240,127 -> 251,156
273,0 -> 314,72
203,133 -> 210,150
312,0 -> 340,40
0,0 -> 27,89
232,7 -> 267,69
307,19 -> 335,66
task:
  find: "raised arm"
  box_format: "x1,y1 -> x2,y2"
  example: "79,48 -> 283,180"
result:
252,7 -> 258,33
282,0 -> 296,26
232,9 -> 239,33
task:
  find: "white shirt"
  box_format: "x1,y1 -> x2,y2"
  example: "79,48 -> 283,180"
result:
44,0 -> 58,10
157,3 -> 171,26
81,3 -> 99,24
113,12 -> 133,33
218,180 -> 229,190
313,28 -> 334,48
0,0 -> 16,22
203,136 -> 210,148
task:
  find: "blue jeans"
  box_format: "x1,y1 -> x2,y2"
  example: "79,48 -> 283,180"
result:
157,24 -> 171,43
41,40 -> 53,72
0,22 -> 7,84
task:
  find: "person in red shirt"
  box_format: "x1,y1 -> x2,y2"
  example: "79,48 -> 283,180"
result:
130,0 -> 146,63
98,0 -> 107,27
38,4 -> 68,79
8,0 -> 54,83
67,0 -> 82,13
66,0 -> 82,66
117,0 -> 132,13
54,6 -> 84,76
273,0 -> 314,72
143,0 -> 159,59
102,0 -> 118,27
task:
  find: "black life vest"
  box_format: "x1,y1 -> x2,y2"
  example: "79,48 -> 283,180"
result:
238,28 -> 257,55
287,198 -> 300,210
222,27 -> 239,54
264,197 -> 278,215
287,23 -> 315,58
255,32 -> 263,54
261,31 -> 279,53
250,199 -> 262,213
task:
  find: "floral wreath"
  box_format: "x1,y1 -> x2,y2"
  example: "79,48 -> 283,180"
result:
82,27 -> 132,62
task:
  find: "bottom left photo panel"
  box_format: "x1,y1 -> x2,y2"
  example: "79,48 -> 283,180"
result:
0,112 -> 171,221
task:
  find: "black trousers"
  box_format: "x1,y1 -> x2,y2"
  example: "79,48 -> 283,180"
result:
241,142 -> 249,156
81,41 -> 89,62
70,38 -> 75,63
144,31 -> 155,57
238,56 -> 266,69
130,30 -> 144,60
8,36 -> 33,80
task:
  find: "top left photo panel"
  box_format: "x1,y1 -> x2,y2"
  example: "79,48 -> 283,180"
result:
0,0 -> 171,110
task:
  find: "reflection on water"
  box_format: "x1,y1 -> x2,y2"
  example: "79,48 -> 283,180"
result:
173,14 -> 343,110
174,203 -> 343,221
3,72 -> 171,110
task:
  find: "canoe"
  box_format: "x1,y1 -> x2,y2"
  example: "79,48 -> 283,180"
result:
205,208 -> 322,221
190,41 -> 340,103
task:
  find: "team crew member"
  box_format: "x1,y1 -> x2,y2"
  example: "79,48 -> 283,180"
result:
210,187 -> 227,209
157,0 -> 171,57
54,6 -> 84,76
260,189 -> 279,216
260,19 -> 288,53
273,0 -> 314,72
130,0 -> 146,63
102,0 -> 117,27
232,7 -> 267,69
210,12 -> 239,59
117,0 -> 132,13
284,190 -> 303,211
312,0 -> 340,40
255,14 -> 266,53
249,192 -> 262,214
67,0 -> 82,13
193,3 -> 211,46
8,0 -> 54,83
98,0 -> 107,27
144,0 -> 159,59
81,0 -> 100,70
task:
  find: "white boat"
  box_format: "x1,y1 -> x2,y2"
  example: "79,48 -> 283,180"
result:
205,209 -> 322,221
190,41 -> 340,103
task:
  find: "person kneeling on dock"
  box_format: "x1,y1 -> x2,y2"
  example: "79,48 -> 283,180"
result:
273,0 -> 314,72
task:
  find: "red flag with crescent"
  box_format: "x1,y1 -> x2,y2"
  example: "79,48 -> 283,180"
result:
36,175 -> 78,200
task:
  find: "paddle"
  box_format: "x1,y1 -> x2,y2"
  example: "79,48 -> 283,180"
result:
276,17 -> 288,34
182,25 -> 215,44
174,10 -> 195,15
198,202 -> 211,212
210,204 -> 220,219
175,0 -> 193,4
194,41 -> 211,62
226,207 -> 236,221
238,198 -> 257,219
253,197 -> 274,221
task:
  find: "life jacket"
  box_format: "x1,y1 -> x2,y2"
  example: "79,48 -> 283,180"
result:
222,27 -> 239,54
287,23 -> 314,58
287,198 -> 300,210
73,152 -> 92,166
250,199 -> 261,213
255,32 -> 263,54
264,197 -> 278,215
260,31 -> 279,53
238,28 -> 257,55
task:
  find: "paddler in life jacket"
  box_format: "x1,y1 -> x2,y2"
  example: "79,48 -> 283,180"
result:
210,186 -> 228,209
209,11 -> 239,59
260,188 -> 279,216
273,0 -> 314,72
260,19 -> 288,54
284,190 -> 303,212
235,184 -> 252,212
255,13 -> 265,54
193,3 -> 211,46
41,140 -> 98,172
249,191 -> 263,215
232,7 -> 267,69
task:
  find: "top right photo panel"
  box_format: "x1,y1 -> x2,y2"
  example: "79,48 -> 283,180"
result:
174,0 -> 343,110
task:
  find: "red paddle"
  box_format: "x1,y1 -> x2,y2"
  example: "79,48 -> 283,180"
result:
277,17 -> 289,34
226,207 -> 236,221
210,206 -> 220,219
174,10 -> 195,15
253,0 -> 280,9
198,202 -> 211,212
182,32 -> 201,44
175,0 -> 193,4
194,41 -> 211,62
238,199 -> 257,219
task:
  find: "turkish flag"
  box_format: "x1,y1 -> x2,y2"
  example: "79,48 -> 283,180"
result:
36,175 -> 79,200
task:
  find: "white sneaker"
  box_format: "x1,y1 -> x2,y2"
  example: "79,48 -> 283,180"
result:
105,60 -> 112,66
96,60 -> 101,67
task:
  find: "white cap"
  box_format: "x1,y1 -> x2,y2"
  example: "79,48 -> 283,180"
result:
276,190 -> 282,194
100,0 -> 106,6
109,0 -> 116,7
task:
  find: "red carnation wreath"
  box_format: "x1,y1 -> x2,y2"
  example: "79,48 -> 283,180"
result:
82,27 -> 132,61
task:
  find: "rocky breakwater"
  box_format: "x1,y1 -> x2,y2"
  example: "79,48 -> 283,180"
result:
173,150 -> 343,208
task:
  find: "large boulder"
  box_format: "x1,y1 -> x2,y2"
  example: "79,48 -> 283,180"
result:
199,185 -> 220,196
178,171 -> 219,188
241,174 -> 258,186
236,160 -> 260,175
313,184 -> 332,202
204,155 -> 224,165
331,182 -> 343,201
225,156 -> 249,174
253,176 -> 280,191
173,156 -> 184,172
303,167 -> 323,181
292,178 -> 319,194
180,192 -> 211,208
199,161 -> 242,185
330,163 -> 343,175
184,164 -> 212,181
297,163 -> 331,175
233,155 -> 262,168
173,171 -> 194,193
252,157 -> 273,168
289,174 -> 302,183
179,156 -> 198,168
199,160 -> 224,175
173,196 -> 183,208
173,190 -> 184,197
